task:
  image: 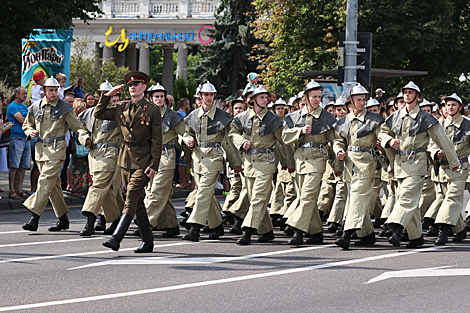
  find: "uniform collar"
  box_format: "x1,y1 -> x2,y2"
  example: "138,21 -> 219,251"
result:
248,106 -> 268,119
161,104 -> 168,117
403,103 -> 420,119
197,103 -> 217,120
133,97 -> 147,107
301,105 -> 322,118
351,108 -> 367,122
444,114 -> 463,129
41,97 -> 59,107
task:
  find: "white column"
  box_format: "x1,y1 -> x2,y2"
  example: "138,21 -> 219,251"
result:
126,44 -> 137,71
136,42 -> 150,75
174,43 -> 188,81
102,0 -> 113,17
139,1 -> 150,18
179,0 -> 189,18
102,45 -> 113,64
162,45 -> 174,94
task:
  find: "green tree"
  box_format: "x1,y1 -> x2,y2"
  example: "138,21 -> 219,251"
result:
196,0 -> 261,96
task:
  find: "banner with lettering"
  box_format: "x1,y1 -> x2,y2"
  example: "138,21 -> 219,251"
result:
21,29 -> 73,97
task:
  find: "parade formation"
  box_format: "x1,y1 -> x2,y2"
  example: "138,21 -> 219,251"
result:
16,70 -> 470,253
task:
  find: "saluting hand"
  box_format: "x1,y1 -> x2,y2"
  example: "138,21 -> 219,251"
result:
105,84 -> 124,97
337,151 -> 345,161
243,141 -> 251,150
301,125 -> 311,134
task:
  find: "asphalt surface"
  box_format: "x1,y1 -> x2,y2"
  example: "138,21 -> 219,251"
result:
0,196 -> 469,313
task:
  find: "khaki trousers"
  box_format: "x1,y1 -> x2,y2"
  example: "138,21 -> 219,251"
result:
435,180 -> 465,233
424,181 -> 444,220
24,160 -> 69,218
419,176 -> 436,219
327,179 -> 348,224
227,179 -> 250,219
344,177 -> 375,237
144,168 -> 178,228
368,177 -> 383,219
222,173 -> 243,212
81,166 -> 122,222
187,171 -> 223,228
185,189 -> 197,209
381,180 -> 397,219
286,172 -> 323,234
241,174 -> 274,234
317,181 -> 335,216
121,168 -> 150,217
387,176 -> 424,240
270,179 -> 296,216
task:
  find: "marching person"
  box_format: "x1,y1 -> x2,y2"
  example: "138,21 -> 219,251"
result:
282,80 -> 338,245
428,93 -> 468,245
94,71 -> 163,253
77,81 -> 124,237
22,77 -> 90,231
143,83 -> 185,237
182,81 -> 242,242
333,88 -> 385,250
378,81 -> 459,248
230,86 -> 294,245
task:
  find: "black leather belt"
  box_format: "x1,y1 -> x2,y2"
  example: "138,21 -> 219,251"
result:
90,143 -> 118,150
441,157 -> 468,166
396,148 -> 425,155
122,139 -> 151,147
244,147 -> 274,154
197,142 -> 220,148
348,146 -> 373,153
37,136 -> 65,143
299,142 -> 323,148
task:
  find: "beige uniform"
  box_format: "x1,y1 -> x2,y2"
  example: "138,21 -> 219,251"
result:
379,105 -> 459,240
79,106 -> 123,222
230,107 -> 294,233
283,106 -> 338,234
23,97 -> 90,217
270,162 -> 296,217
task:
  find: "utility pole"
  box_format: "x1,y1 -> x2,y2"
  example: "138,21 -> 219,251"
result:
341,0 -> 358,99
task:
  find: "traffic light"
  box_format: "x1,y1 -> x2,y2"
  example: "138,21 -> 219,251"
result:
337,32 -> 372,87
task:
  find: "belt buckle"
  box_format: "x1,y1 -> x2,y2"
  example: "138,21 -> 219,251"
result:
407,149 -> 416,164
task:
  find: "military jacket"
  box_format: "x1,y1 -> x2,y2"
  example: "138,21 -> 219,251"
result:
79,105 -> 122,173
282,106 -> 339,174
333,109 -> 384,182
428,114 -> 470,182
94,95 -> 162,171
183,104 -> 241,174
159,104 -> 185,170
378,104 -> 459,178
23,97 -> 90,162
230,107 -> 294,177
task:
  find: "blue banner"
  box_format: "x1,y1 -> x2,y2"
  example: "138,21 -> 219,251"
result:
21,29 -> 73,98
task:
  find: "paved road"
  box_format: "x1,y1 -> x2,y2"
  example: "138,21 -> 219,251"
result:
1,197 -> 470,313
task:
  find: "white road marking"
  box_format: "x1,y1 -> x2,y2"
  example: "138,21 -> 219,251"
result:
0,230 -> 27,235
0,245 -> 449,311
365,265 -> 470,284
0,242 -> 196,264
68,244 -> 335,269
0,237 -> 106,248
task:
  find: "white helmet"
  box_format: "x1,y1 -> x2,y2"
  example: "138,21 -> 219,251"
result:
350,83 -> 369,96
297,91 -> 305,100
304,79 -> 322,92
432,104 -> 439,113
274,97 -> 287,105
199,81 -> 217,94
445,93 -> 462,105
43,77 -> 60,87
98,80 -> 113,91
375,88 -> 385,94
334,97 -> 346,107
194,84 -> 202,98
147,83 -> 166,93
401,81 -> 421,95
419,98 -> 432,108
252,86 -> 269,97
287,96 -> 297,107
267,102 -> 275,109
365,98 -> 380,108
242,86 -> 254,97
324,100 -> 335,108
232,97 -> 244,104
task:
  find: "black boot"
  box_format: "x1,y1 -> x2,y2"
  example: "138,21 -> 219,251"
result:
406,235 -> 424,248
270,214 -> 282,227
378,223 -> 392,237
284,225 -> 294,236
134,215 -> 154,253
355,232 -> 376,246
94,214 -> 106,231
48,214 -> 69,232
258,230 -> 275,243
209,224 -> 225,239
22,213 -> 40,231
287,229 -> 304,245
162,226 -> 181,238
465,216 -> 470,232
435,224 -> 450,246
278,218 -> 287,231
327,222 -> 341,234
229,217 -> 243,235
422,217 -> 434,230
453,229 -> 467,242
103,217 -> 120,235
102,213 -> 133,251
79,213 -> 96,236
427,224 -> 439,236
237,227 -> 255,245
388,223 -> 404,247
182,224 -> 200,242
335,229 -> 353,250
179,216 -> 191,230
306,232 -> 323,244
335,223 -> 344,237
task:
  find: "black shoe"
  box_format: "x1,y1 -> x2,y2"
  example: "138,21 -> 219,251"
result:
306,232 -> 323,244
22,213 -> 40,231
79,214 -> 96,236
287,230 -> 303,245
131,229 -> 140,237
208,224 -> 225,239
202,226 -> 212,233
270,214 -> 282,227
373,218 -> 383,228
182,225 -> 200,242
284,225 -> 294,237
465,216 -> 470,232
278,218 -> 287,231
388,223 -> 403,247
427,224 -> 439,236
94,214 -> 106,231
422,217 -> 434,230
355,232 -> 376,246
406,236 -> 424,248
162,226 -> 181,238
48,214 -> 69,232
335,231 -> 352,250
401,232 -> 409,242
179,216 -> 191,230
435,224 -> 450,246
378,224 -> 391,237
327,222 -> 341,233
102,213 -> 133,251
237,228 -> 254,245
134,215 -> 154,253
103,218 -> 120,235
335,223 -> 344,237
229,217 -> 243,235
223,212 -> 235,225
453,229 -> 467,242
258,230 -> 275,243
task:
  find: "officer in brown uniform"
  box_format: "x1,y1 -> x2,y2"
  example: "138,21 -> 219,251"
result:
94,71 -> 163,253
